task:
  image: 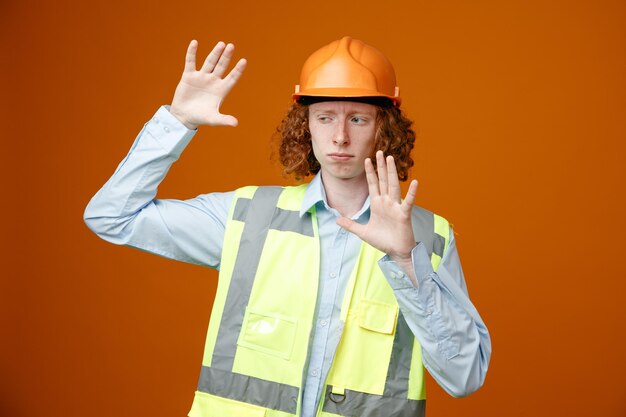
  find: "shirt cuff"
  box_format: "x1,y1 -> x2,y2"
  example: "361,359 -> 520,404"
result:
144,106 -> 197,157
378,242 -> 434,290
378,244 -> 461,360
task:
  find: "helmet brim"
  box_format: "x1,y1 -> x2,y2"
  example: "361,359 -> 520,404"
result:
293,88 -> 401,107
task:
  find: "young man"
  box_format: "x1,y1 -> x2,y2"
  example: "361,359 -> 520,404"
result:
85,36 -> 490,417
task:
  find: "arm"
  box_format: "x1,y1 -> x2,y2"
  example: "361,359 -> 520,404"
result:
84,41 -> 247,267
337,150 -> 491,397
378,231 -> 491,397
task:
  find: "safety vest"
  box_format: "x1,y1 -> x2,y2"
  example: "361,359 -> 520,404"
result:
188,185 -> 450,417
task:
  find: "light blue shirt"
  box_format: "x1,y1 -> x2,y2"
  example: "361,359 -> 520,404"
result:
84,106 -> 491,415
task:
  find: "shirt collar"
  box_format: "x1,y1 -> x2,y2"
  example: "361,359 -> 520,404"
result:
300,173 -> 325,217
299,172 -> 371,220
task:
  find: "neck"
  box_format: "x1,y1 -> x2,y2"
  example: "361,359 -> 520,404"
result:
320,172 -> 369,218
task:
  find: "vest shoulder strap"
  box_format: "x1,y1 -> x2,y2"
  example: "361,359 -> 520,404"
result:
411,206 -> 450,271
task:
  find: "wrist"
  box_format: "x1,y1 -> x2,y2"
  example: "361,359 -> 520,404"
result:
391,253 -> 412,268
389,242 -> 416,265
390,248 -> 413,272
169,107 -> 198,130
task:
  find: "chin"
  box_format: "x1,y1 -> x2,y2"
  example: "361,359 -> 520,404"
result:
321,165 -> 365,182
336,171 -> 365,181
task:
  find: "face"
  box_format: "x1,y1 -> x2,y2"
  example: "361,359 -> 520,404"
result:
308,101 -> 378,182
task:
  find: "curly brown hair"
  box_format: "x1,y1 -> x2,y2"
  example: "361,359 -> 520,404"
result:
275,102 -> 415,181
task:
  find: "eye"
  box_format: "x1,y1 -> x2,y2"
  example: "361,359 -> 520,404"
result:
316,115 -> 332,123
350,116 -> 368,124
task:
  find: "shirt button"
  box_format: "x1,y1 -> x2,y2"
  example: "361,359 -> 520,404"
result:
311,369 -> 319,377
340,228 -> 346,235
320,320 -> 328,327
329,272 -> 337,278
163,126 -> 170,133
153,117 -> 160,124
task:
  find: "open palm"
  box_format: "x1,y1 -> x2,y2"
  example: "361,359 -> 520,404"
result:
170,40 -> 247,129
337,151 -> 419,264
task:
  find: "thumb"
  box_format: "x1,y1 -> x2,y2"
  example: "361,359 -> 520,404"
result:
336,217 -> 365,238
214,113 -> 239,127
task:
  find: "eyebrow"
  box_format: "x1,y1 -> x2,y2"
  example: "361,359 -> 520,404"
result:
310,108 -> 376,116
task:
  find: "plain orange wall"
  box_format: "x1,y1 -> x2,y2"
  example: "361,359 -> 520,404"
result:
2,0 -> 625,416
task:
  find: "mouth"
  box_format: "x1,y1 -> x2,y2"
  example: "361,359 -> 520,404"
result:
328,152 -> 354,161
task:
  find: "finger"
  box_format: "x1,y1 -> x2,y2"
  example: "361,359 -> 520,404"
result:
184,40 -> 198,72
386,155 -> 401,202
365,157 -> 380,197
223,58 -> 247,90
212,43 -> 235,77
376,150 -> 388,195
336,217 -> 365,239
200,41 -> 226,73
402,179 -> 419,209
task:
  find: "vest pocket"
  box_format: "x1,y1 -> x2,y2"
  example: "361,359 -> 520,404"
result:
327,299 -> 399,395
189,391 -> 266,417
358,298 -> 398,334
237,308 -> 298,360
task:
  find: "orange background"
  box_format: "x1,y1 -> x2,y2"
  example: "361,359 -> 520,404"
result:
2,0 -> 625,416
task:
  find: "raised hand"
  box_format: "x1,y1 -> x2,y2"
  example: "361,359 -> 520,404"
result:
170,40 -> 247,130
337,151 -> 419,279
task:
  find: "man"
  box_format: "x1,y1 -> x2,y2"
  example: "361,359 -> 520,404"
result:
85,36 -> 491,417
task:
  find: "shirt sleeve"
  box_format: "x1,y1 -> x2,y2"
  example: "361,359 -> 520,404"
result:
377,228 -> 492,397
83,106 -> 233,269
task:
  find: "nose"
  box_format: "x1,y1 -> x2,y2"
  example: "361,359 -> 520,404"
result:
333,120 -> 349,146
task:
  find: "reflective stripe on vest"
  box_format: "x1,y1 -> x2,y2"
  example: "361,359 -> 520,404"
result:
212,186 -> 284,372
199,186 -> 313,415
192,185 -> 449,417
198,366 -> 299,414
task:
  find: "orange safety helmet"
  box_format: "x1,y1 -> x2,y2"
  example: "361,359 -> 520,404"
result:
293,36 -> 401,107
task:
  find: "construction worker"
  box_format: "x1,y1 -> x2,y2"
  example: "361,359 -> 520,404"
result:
84,37 -> 491,417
